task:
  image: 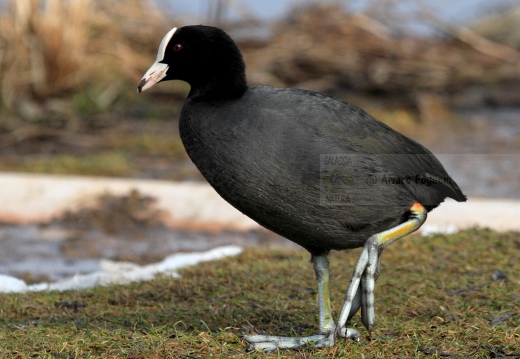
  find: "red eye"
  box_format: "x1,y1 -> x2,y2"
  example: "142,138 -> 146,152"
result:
173,44 -> 182,52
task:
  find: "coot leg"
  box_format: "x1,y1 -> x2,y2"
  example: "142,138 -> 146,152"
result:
244,252 -> 360,351
312,253 -> 335,336
337,202 -> 427,336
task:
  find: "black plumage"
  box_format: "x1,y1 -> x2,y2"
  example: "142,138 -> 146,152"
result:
180,85 -> 464,252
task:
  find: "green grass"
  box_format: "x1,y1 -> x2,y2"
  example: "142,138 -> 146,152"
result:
0,122 -> 192,179
17,152 -> 134,177
105,132 -> 187,159
1,229 -> 519,358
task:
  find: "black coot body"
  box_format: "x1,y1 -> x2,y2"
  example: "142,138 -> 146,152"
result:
180,85 -> 464,252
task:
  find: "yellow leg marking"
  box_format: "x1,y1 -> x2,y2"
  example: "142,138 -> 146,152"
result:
376,202 -> 427,248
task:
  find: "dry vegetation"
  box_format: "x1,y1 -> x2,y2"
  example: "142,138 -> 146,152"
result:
244,3 -> 520,96
0,0 -> 170,124
0,1 -> 520,160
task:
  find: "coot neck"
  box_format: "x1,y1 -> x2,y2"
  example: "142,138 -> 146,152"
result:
188,72 -> 248,102
187,49 -> 248,101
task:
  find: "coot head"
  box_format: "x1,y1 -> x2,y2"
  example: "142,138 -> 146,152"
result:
138,25 -> 247,99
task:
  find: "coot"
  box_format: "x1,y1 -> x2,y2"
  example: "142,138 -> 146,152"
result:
138,25 -> 466,351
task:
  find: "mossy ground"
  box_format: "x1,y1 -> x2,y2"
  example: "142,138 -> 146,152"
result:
1,229 -> 519,358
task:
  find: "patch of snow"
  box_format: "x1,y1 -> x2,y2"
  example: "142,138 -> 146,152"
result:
420,224 -> 459,236
0,245 -> 242,293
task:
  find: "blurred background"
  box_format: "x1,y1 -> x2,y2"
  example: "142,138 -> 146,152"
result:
0,0 -> 519,282
0,0 -> 519,186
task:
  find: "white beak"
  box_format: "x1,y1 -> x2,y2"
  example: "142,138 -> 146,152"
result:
137,62 -> 169,93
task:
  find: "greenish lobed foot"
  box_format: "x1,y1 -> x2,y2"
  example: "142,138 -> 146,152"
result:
244,327 -> 360,352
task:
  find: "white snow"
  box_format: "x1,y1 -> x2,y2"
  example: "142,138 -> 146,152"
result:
0,246 -> 242,293
420,224 -> 459,236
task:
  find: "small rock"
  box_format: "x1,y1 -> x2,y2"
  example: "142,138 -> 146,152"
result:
491,270 -> 509,281
490,312 -> 516,325
54,301 -> 87,311
419,347 -> 451,356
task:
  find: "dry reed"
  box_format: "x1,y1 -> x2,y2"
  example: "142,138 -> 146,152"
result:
1,1 -> 519,126
0,0 -> 169,117
244,4 -> 520,96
